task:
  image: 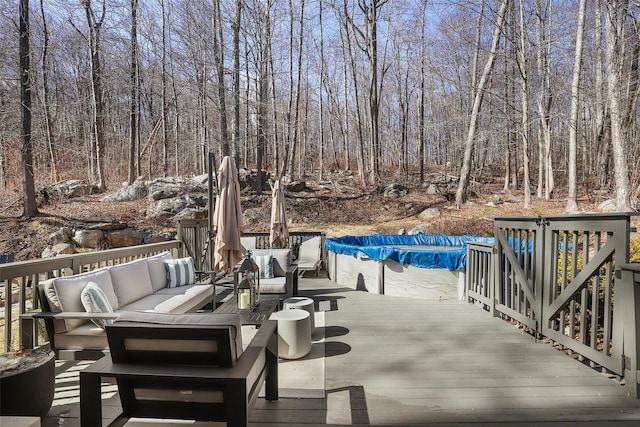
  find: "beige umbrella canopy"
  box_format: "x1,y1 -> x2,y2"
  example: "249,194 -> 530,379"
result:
270,179 -> 289,249
213,156 -> 244,273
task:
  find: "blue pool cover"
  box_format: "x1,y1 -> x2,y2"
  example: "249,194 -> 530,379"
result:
324,234 -> 494,271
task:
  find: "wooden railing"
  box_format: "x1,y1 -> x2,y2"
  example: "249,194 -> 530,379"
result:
0,241 -> 182,352
466,213 -> 640,396
176,219 -> 326,269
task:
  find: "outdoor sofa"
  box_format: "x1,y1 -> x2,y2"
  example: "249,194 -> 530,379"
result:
21,251 -> 214,357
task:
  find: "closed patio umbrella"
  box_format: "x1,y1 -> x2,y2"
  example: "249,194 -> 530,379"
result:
269,179 -> 289,249
213,156 -> 244,272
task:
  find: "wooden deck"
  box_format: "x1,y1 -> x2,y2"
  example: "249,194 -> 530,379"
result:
42,273 -> 640,426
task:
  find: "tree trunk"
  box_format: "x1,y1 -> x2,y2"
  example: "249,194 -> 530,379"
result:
318,0 -> 325,182
604,0 -> 631,211
232,0 -> 242,162
535,0 -> 554,200
213,0 -> 229,157
128,0 -> 139,184
455,0 -> 509,208
517,0 -> 531,209
38,0 -> 57,182
286,0 -> 305,180
566,0 -> 586,212
83,0 -> 107,191
20,0 -> 38,218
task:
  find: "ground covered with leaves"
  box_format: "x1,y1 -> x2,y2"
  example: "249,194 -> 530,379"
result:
0,174 -> 604,262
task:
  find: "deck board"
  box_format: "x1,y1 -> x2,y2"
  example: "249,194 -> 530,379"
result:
42,273 -> 640,426
250,274 -> 640,425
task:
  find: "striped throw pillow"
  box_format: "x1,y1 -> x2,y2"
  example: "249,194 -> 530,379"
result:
255,255 -> 274,279
80,282 -> 115,329
164,257 -> 195,288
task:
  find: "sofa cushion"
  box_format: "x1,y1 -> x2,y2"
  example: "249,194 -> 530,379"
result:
146,251 -> 173,292
254,254 -> 274,279
52,268 -> 117,332
164,257 -> 195,288
80,282 -> 115,329
253,249 -> 291,277
259,277 -> 287,294
119,283 -> 213,314
109,258 -> 154,307
112,311 -> 243,359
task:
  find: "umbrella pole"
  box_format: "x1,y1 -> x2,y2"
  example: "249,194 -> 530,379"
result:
208,152 -> 217,306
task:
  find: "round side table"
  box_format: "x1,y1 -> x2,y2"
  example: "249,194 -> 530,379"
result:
283,296 -> 315,332
272,309 -> 311,359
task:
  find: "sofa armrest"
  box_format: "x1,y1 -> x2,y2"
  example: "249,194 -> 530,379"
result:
20,310 -> 119,350
285,264 -> 299,298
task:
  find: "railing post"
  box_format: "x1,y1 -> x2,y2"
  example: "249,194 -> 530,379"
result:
616,264 -> 640,397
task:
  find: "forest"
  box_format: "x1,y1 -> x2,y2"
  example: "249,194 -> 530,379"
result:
2,0 -> 639,218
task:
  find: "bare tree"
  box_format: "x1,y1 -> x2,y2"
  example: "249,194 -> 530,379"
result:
212,0 -> 229,157
82,0 -> 107,190
535,0 -> 553,200
456,0 -> 510,207
516,0 -> 531,209
285,0 -> 305,181
20,0 -> 38,218
232,0 -> 241,162
566,0 -> 587,213
38,0 -> 57,182
349,0 -> 388,185
128,0 -> 139,184
604,0 -> 631,211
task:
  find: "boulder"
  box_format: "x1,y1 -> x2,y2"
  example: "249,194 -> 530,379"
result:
408,225 -> 429,235
425,183 -> 440,195
72,229 -> 103,249
147,195 -> 207,219
48,180 -> 102,199
89,222 -> 128,231
417,207 -> 440,219
144,232 -> 174,244
381,183 -> 408,198
287,181 -> 307,192
173,207 -> 208,221
238,169 -> 271,191
106,229 -> 144,248
48,227 -> 71,245
41,243 -> 74,258
147,177 -> 208,201
101,176 -> 147,202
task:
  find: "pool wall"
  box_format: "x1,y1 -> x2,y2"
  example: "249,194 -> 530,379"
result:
325,234 -> 493,301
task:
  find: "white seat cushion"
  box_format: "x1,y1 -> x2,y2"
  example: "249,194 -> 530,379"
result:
119,283 -> 213,314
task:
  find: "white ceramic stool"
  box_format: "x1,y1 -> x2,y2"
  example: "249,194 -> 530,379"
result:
283,296 -> 315,332
272,309 -> 311,359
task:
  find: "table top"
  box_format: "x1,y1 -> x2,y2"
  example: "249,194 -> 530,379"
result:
214,294 -> 281,326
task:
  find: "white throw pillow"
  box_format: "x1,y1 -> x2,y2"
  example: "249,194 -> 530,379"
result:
164,257 -> 195,288
80,282 -> 115,329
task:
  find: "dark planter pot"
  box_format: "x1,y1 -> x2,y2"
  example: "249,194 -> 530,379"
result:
0,350 -> 55,417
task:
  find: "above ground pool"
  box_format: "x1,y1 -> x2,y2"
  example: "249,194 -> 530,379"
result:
325,234 -> 494,300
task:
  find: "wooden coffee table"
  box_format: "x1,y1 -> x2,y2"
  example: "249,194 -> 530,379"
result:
214,294 -> 281,326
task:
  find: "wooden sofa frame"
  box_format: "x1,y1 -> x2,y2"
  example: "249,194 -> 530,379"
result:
80,316 -> 278,427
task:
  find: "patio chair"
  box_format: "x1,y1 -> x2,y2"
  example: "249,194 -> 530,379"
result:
80,311 -> 278,427
295,236 -> 323,276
